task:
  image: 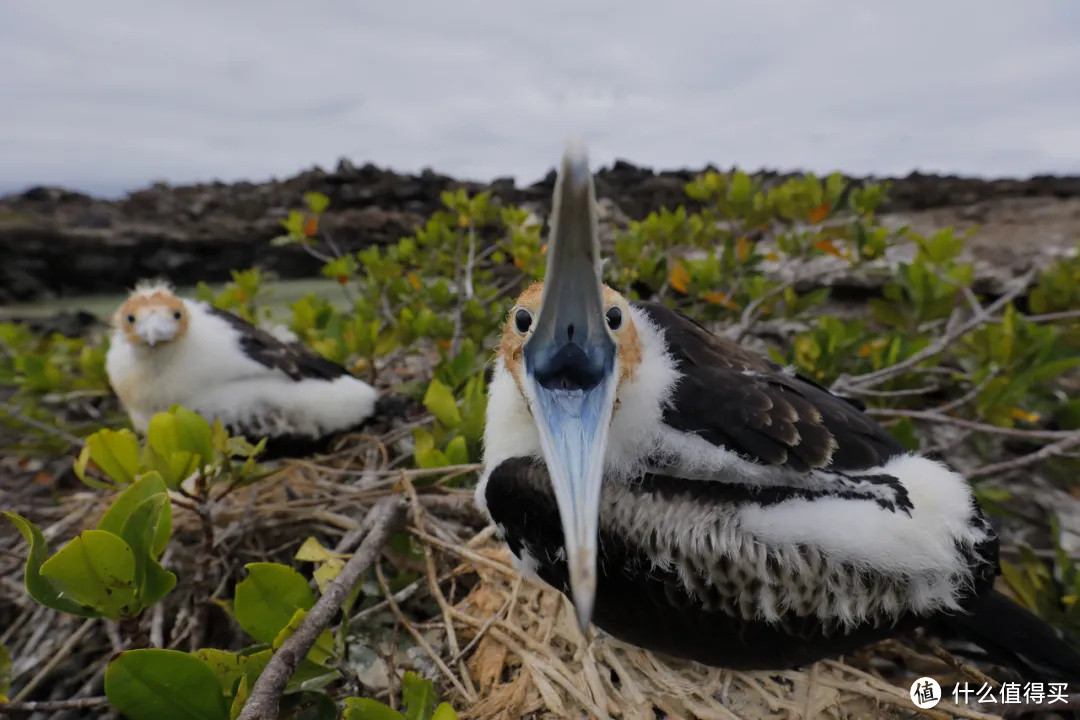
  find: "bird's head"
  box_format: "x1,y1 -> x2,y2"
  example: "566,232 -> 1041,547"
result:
114,282 -> 189,348
496,142 -> 640,631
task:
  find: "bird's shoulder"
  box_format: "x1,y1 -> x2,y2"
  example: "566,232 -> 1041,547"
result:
200,305 -> 350,382
632,301 -> 902,472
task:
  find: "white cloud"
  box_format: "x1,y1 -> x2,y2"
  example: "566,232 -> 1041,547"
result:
1,1 -> 1078,196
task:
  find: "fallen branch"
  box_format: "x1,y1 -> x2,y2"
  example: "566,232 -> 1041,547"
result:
236,497 -> 406,720
0,696 -> 109,715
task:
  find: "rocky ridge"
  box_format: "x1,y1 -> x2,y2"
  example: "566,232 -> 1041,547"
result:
1,159 -> 1078,303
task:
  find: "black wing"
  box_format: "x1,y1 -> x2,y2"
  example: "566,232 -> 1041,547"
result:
206,306 -> 349,382
635,302 -> 903,472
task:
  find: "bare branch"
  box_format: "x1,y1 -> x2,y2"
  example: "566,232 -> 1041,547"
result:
727,274 -> 800,343
450,220 -> 478,357
967,432 -> 1080,480
831,269 -> 1035,394
236,498 -> 406,720
868,408 -> 1076,441
0,402 -> 83,449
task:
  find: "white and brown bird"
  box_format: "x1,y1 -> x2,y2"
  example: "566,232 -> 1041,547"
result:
106,281 -> 381,458
477,143 -> 1080,681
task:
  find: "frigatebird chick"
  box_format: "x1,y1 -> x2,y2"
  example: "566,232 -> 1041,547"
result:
106,281 -> 380,458
477,143 -> 1080,681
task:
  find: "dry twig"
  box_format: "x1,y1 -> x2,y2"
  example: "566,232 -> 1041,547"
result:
236,497 -> 406,720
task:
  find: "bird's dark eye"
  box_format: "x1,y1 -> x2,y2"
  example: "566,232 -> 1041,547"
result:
126,313 -> 136,324
605,306 -> 623,331
172,310 -> 182,320
514,308 -> 533,334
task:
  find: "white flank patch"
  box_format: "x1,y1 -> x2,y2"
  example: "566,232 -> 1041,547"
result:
737,454 -> 986,576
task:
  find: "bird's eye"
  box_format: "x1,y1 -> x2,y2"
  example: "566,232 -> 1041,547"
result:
126,313 -> 136,324
172,310 -> 182,320
605,306 -> 623,331
514,308 -> 533,334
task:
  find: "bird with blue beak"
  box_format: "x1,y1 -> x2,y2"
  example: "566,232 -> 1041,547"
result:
477,142 -> 1080,682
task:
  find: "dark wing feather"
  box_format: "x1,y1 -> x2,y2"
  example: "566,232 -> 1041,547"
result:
206,306 -> 349,382
635,302 -> 903,472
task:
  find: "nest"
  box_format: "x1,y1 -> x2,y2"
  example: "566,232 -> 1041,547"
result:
1,435 -> 1013,719
409,522 -> 1005,720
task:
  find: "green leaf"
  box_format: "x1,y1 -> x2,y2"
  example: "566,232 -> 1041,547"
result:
40,530 -> 139,620
105,649 -> 229,720
229,674 -> 248,720
0,640 -> 11,703
192,648 -> 246,697
120,493 -> 176,605
76,428 -> 141,485
98,472 -> 171,557
272,608 -> 336,666
3,512 -> 100,617
431,704 -> 459,720
234,563 -> 315,644
401,672 -> 436,720
443,436 -> 469,466
344,698 -> 406,720
148,407 -> 215,469
304,191 -> 330,215
423,379 -> 461,428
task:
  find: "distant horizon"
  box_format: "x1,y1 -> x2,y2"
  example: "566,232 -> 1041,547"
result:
5,154 -> 1080,202
4,3 -> 1079,200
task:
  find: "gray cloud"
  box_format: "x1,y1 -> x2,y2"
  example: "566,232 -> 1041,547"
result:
1,1 -> 1078,196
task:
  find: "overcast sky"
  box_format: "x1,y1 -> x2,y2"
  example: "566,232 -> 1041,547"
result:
2,2 -> 1079,197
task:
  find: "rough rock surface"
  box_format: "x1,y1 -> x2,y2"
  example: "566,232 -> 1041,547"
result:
1,160 -> 1078,302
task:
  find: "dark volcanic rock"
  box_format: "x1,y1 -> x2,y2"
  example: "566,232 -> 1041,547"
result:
2,161 -> 1079,302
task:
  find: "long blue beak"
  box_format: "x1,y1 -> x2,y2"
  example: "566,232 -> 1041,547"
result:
521,141 -> 617,631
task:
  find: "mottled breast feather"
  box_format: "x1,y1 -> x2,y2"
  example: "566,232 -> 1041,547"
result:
484,456 -> 998,669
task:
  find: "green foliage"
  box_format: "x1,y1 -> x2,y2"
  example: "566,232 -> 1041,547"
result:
344,672 -> 459,720
5,472 -> 175,621
105,649 -> 230,720
871,228 -> 974,331
74,406 -> 265,491
196,268 -> 274,323
1001,518 -> 1080,647
1029,243 -> 1080,314
610,171 -> 897,323
956,303 -> 1080,427
0,322 -> 109,395
0,321 -> 114,453
233,562 -> 316,644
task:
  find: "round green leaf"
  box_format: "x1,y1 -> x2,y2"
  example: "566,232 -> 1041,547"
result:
234,563 -> 315,644
344,698 -> 405,720
105,649 -> 229,720
423,379 -> 461,428
99,472 -> 171,557
40,529 -> 138,620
